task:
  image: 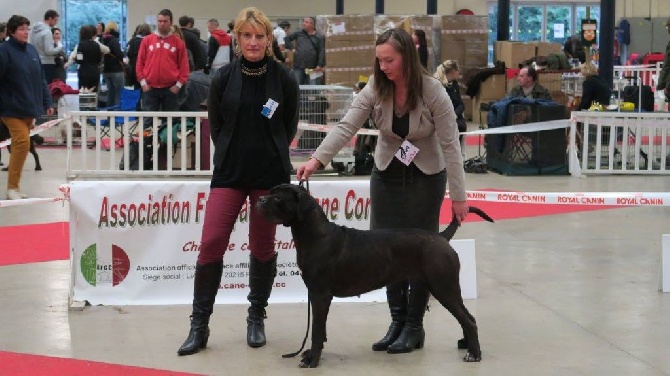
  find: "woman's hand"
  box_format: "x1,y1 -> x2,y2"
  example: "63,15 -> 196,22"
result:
296,158 -> 323,181
451,200 -> 468,224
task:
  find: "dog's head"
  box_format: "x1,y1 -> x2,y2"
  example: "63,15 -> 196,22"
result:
257,184 -> 316,226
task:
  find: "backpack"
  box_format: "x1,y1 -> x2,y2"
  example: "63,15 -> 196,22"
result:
623,85 -> 654,112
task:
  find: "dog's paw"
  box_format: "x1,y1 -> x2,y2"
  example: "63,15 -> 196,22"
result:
457,337 -> 468,349
299,349 -> 320,368
463,351 -> 481,362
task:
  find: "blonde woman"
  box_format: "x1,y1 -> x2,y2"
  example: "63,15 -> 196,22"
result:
434,60 -> 467,157
177,6 -> 299,356
577,62 -> 611,110
100,21 -> 125,107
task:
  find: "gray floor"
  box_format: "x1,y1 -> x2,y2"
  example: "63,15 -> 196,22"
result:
1,144 -> 670,376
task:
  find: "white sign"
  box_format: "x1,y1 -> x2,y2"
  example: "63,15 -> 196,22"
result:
554,23 -> 565,39
69,180 -> 477,305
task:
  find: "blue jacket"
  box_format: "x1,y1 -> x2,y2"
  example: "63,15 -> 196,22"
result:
0,37 -> 52,119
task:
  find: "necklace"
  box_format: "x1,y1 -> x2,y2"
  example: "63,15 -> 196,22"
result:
394,102 -> 408,117
242,63 -> 267,76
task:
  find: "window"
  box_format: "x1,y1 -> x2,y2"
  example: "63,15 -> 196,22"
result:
62,0 -> 128,53
487,2 -> 601,63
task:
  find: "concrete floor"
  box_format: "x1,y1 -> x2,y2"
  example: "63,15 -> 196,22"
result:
1,145 -> 670,376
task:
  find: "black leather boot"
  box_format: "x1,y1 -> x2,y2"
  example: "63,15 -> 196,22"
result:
246,253 -> 277,348
387,280 -> 430,354
177,261 -> 223,356
371,280 -> 408,351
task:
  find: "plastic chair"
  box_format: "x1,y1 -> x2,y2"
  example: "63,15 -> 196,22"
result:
88,88 -> 141,150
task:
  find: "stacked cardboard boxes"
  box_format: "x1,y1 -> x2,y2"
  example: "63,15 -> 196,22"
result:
494,41 -> 564,69
319,15 -> 376,87
441,16 -> 489,74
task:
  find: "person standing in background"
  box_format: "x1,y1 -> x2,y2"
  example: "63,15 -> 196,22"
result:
204,19 -> 232,74
656,18 -> 670,101
177,6 -> 299,356
51,27 -> 67,82
100,21 -> 125,108
284,17 -> 325,84
179,15 -> 206,71
0,22 -> 7,42
273,20 -> 290,52
413,29 -> 428,69
125,24 -> 151,90
136,9 -> 190,122
30,9 -> 62,84
0,15 -> 54,199
65,25 -> 109,92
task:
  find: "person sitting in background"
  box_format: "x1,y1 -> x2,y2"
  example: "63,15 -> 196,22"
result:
434,59 -> 466,159
507,66 -> 552,100
578,62 -> 611,111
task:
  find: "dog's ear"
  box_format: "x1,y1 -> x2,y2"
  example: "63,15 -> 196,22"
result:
295,191 -> 314,221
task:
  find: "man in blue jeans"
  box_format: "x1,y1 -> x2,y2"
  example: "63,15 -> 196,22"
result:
136,8 -> 190,128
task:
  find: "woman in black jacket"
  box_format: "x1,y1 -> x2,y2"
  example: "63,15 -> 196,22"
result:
435,59 -> 466,158
67,25 -> 106,92
100,22 -> 125,107
578,62 -> 612,110
177,6 -> 299,356
125,24 -> 151,89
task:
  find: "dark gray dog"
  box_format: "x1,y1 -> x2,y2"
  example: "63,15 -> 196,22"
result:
257,183 -> 493,368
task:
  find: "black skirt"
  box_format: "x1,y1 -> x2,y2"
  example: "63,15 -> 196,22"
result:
370,158 -> 447,233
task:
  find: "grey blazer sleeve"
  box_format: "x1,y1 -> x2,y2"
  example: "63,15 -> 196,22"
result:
311,83 -> 375,166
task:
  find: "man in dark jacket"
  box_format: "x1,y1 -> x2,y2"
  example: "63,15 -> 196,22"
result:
0,15 -> 53,199
179,15 -> 206,71
284,17 -> 325,84
656,18 -> 670,100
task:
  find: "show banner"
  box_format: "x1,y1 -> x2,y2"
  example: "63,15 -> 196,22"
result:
69,180 -> 477,305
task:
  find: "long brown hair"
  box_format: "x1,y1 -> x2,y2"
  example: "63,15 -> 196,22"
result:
373,28 -> 425,111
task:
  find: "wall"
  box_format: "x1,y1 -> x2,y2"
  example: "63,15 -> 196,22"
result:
0,0 -> 58,31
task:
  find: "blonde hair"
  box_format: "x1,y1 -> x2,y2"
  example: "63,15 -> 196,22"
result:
580,62 -> 598,77
104,21 -> 118,33
171,25 -> 184,40
433,59 -> 460,86
233,7 -> 273,57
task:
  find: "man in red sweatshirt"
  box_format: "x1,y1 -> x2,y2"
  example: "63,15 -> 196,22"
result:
204,19 -> 232,74
136,8 -> 190,120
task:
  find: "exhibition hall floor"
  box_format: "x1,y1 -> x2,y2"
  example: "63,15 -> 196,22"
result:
1,146 -> 669,376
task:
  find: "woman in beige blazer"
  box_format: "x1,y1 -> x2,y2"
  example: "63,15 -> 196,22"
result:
297,28 -> 468,354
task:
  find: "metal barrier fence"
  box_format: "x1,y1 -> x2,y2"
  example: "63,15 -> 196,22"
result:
570,111 -> 670,175
293,85 -> 354,155
65,84 -> 360,179
66,110 -> 211,179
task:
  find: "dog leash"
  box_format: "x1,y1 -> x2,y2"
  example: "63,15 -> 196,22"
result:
282,179 -> 312,359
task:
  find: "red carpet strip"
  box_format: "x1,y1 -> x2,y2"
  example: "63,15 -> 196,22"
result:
0,351 -> 201,376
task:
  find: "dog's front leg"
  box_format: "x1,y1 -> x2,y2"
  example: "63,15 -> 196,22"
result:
299,293 -> 332,368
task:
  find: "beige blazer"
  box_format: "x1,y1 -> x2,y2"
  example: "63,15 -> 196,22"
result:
312,74 -> 466,201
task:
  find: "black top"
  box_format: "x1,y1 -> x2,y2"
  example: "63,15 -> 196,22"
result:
444,80 -> 464,120
392,112 -> 409,139
100,34 -> 124,73
76,39 -> 102,67
417,45 -> 428,69
211,56 -> 286,189
578,75 -> 612,111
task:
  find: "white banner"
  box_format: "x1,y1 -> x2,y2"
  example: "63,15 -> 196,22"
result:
69,180 -> 478,305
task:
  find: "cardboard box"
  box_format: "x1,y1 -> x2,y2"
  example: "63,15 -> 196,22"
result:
494,41 -> 536,69
532,42 -> 563,57
462,95 -> 473,121
477,74 -> 507,99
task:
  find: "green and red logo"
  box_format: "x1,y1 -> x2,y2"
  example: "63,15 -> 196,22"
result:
80,244 -> 130,286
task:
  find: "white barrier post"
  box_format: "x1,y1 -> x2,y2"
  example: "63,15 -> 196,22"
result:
661,235 -> 670,293
452,239 -> 477,299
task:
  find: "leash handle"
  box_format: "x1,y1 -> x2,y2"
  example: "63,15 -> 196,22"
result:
298,179 -> 310,193
282,294 -> 311,358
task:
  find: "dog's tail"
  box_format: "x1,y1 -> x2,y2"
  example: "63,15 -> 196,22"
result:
440,207 -> 494,241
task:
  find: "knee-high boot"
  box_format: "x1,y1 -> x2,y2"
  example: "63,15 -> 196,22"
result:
246,253 -> 277,348
177,261 -> 223,356
387,280 -> 429,354
371,280 -> 409,351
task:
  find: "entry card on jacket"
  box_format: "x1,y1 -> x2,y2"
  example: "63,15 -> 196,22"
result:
395,140 -> 419,166
261,98 -> 279,119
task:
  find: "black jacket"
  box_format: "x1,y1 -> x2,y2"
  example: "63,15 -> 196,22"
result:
578,75 -> 612,111
181,28 -> 206,71
208,58 -> 299,175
